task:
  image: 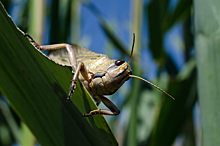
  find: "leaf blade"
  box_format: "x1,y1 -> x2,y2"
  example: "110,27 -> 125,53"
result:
0,3 -> 117,145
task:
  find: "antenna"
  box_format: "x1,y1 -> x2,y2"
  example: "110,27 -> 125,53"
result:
129,75 -> 175,100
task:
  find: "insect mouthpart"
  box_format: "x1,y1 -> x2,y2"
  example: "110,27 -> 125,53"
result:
126,71 -> 132,81
116,65 -> 132,84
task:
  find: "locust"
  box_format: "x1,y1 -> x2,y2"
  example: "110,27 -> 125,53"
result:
24,33 -> 174,117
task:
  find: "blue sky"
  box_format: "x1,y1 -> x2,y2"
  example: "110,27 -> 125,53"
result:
9,0 -> 185,80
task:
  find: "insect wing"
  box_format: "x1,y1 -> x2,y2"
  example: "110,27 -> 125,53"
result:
72,44 -> 102,63
48,44 -> 103,66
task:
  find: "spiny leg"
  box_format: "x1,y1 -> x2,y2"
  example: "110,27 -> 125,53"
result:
66,61 -> 91,102
24,33 -> 77,67
83,95 -> 120,117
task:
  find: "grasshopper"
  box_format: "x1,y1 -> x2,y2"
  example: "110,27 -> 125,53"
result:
24,33 -> 174,117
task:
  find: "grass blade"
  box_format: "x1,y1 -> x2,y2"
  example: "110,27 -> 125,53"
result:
0,3 -> 117,145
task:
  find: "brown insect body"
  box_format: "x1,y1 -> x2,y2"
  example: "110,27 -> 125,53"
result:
25,33 -> 174,117
49,45 -> 132,106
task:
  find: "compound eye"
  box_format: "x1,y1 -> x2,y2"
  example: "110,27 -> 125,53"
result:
115,59 -> 125,66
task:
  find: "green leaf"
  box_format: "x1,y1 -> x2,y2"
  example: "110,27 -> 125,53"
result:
162,0 -> 192,33
147,0 -> 192,64
147,0 -> 169,61
149,59 -> 197,146
0,3 -> 117,146
195,0 -> 220,145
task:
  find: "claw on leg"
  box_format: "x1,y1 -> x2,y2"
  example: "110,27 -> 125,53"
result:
83,95 -> 120,117
83,109 -> 102,117
24,33 -> 41,49
66,94 -> 72,102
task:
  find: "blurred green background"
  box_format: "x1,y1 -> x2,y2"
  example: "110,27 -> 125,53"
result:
0,0 -> 220,145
